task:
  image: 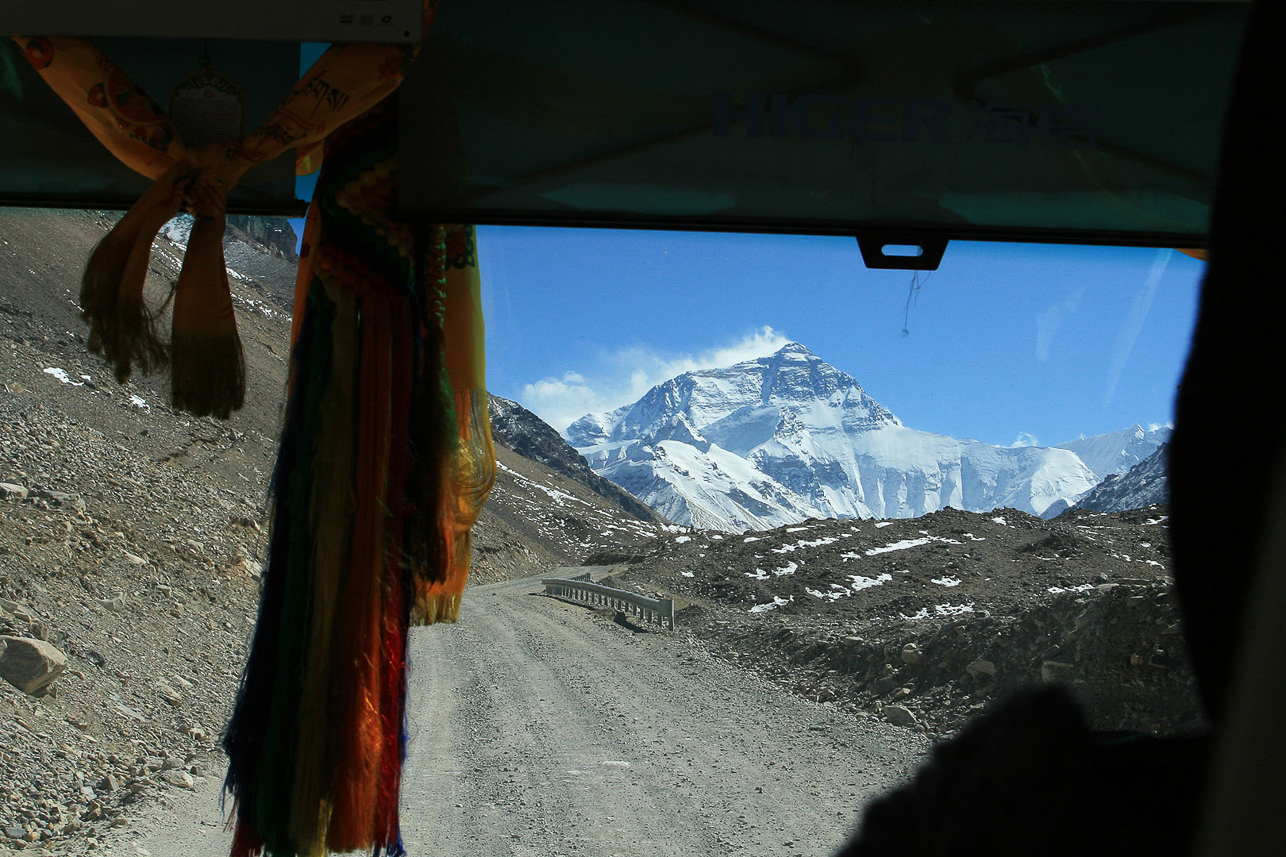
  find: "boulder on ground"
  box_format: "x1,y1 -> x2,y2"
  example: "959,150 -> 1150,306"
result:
0,636 -> 68,696
885,704 -> 919,728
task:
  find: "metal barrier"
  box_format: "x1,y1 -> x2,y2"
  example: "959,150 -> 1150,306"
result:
541,578 -> 676,629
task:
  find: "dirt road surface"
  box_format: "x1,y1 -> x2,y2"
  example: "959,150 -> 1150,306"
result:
126,573 -> 929,857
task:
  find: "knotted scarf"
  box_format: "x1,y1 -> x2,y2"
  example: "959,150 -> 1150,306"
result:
10,33 -> 420,416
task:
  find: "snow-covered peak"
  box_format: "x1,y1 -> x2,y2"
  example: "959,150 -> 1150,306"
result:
160,214 -> 193,248
566,342 -> 899,447
570,341 -> 1104,530
1055,423 -> 1172,482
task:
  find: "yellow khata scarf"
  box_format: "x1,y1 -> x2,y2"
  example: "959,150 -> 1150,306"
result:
10,33 -> 419,416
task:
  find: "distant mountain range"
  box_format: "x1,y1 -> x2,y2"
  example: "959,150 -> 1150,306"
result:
1070,441 -> 1170,515
566,342 -> 1166,532
1055,424 -> 1171,482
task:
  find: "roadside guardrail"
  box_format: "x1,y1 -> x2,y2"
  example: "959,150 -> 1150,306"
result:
541,578 -> 676,629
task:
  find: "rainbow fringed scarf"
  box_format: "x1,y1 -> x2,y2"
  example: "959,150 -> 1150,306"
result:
16,8 -> 498,855
221,99 -> 495,857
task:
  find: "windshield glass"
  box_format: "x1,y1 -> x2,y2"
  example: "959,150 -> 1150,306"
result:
0,211 -> 1205,855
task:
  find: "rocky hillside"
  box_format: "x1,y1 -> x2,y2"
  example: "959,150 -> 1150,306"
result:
1073,442 -> 1170,514
488,394 -> 666,525
0,208 -> 665,853
0,207 -> 295,853
605,504 -> 1201,736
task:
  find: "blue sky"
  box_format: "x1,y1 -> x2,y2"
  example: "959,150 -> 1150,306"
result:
475,227 -> 1204,447
290,42 -> 1205,450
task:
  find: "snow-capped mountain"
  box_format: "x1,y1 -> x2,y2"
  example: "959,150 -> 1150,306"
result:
1055,424 -> 1171,482
1073,441 -> 1170,514
568,342 -> 1100,532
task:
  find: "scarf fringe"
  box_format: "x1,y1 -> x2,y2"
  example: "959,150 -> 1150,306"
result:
80,165 -> 247,418
171,206 -> 246,419
82,164 -> 187,381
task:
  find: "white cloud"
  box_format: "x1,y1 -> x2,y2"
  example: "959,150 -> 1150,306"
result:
520,326 -> 789,433
1007,432 -> 1040,448
1034,286 -> 1085,363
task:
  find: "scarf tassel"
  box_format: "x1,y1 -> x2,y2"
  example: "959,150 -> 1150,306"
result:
81,167 -> 247,419
171,181 -> 247,419
81,163 -> 187,382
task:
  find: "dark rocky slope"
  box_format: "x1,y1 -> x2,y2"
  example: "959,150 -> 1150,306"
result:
1074,441 -> 1170,514
488,394 -> 666,525
0,208 -> 664,852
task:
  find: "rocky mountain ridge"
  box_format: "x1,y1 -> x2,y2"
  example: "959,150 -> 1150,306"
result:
488,394 -> 665,526
571,342 -> 1105,531
1073,441 -> 1170,514
1055,424 -> 1171,482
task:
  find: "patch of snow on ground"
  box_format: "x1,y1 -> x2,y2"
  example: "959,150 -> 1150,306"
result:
745,569 -> 770,580
1145,516 -> 1169,525
681,571 -> 694,578
866,537 -> 932,555
771,536 -> 839,554
848,572 -> 894,591
865,536 -> 961,556
991,516 -> 1007,525
807,572 -> 893,600
774,562 -> 798,576
900,603 -> 975,620
129,395 -> 150,412
710,534 -> 724,540
931,576 -> 962,587
935,603 -> 974,615
1048,583 -> 1095,594
786,526 -> 811,533
874,521 -> 893,528
749,595 -> 792,613
674,536 -> 692,544
743,536 -> 761,543
43,367 -> 82,386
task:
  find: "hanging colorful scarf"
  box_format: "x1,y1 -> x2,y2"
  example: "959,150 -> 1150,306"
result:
221,97 -> 494,857
16,6 -> 498,855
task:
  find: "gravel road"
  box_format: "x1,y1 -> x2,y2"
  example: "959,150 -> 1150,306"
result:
127,572 -> 929,857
